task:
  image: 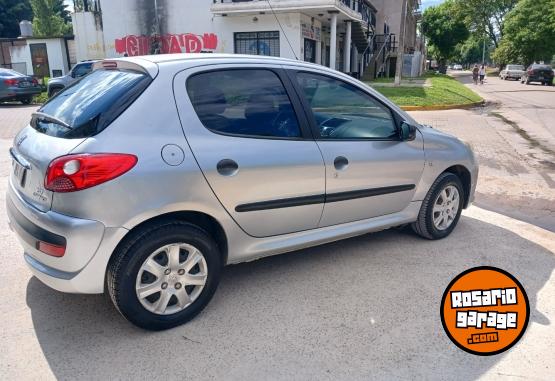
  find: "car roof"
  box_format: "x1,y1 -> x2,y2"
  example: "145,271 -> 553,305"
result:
131,53 -> 299,65
110,53 -> 343,79
0,68 -> 24,76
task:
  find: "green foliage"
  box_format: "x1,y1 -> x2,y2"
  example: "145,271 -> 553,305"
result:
453,35 -> 491,65
0,0 -> 32,38
494,0 -> 555,65
453,0 -> 518,47
31,0 -> 72,37
422,1 -> 470,62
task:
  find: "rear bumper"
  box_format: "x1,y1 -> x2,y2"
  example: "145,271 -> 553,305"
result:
7,180 -> 128,293
0,87 -> 42,99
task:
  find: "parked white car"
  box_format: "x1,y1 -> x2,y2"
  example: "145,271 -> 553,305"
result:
500,65 -> 525,81
453,64 -> 463,71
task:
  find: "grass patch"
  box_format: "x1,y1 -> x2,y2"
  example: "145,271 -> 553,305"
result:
34,92 -> 48,104
370,73 -> 482,107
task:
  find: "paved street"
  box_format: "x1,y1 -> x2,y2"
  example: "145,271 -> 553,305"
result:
0,83 -> 554,380
414,71 -> 555,231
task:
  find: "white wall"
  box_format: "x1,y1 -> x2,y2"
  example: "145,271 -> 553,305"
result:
8,38 -> 69,77
72,12 -> 106,61
72,0 -> 305,60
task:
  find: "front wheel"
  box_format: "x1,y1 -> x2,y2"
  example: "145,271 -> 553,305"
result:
411,173 -> 464,240
107,221 -> 222,330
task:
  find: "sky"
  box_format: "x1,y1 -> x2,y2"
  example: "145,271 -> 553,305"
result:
421,0 -> 445,9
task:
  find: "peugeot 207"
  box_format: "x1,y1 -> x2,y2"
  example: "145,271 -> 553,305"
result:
7,54 -> 478,330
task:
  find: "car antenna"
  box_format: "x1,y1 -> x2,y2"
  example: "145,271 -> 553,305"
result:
266,0 -> 299,60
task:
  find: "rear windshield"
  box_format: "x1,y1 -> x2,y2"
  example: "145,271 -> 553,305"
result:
33,69 -> 151,138
533,65 -> 552,70
507,65 -> 523,70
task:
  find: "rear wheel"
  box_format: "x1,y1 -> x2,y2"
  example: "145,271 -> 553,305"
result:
107,221 -> 222,330
411,173 -> 464,240
20,96 -> 32,104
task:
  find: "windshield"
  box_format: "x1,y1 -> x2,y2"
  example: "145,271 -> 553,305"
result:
33,69 -> 151,138
507,65 -> 523,71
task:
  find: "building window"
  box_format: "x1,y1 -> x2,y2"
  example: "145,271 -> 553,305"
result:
234,31 -> 280,57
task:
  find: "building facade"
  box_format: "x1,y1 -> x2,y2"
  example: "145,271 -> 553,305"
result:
72,0 -> 423,78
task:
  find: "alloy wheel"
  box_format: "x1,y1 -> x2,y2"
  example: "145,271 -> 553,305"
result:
432,185 -> 460,231
135,243 -> 208,315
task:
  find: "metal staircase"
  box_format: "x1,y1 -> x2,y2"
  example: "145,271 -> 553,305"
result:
361,33 -> 397,80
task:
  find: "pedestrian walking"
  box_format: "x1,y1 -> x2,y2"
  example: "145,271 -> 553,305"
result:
472,64 -> 479,85
479,64 -> 486,85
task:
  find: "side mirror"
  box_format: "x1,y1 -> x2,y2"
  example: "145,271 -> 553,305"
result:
70,71 -> 76,78
400,121 -> 417,141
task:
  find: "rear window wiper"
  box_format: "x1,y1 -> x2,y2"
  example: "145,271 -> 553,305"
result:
32,112 -> 73,130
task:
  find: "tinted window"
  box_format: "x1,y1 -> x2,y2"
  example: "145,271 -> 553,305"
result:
296,72 -> 398,140
187,70 -> 300,138
34,69 -> 151,138
507,65 -> 523,71
72,63 -> 93,77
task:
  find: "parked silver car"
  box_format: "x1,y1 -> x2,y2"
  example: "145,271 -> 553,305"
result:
500,64 -> 524,80
46,60 -> 98,97
7,54 -> 478,330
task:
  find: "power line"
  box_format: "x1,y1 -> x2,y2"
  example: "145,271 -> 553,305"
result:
266,0 -> 299,60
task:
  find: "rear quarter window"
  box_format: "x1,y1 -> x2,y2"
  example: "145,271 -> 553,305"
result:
34,69 -> 151,138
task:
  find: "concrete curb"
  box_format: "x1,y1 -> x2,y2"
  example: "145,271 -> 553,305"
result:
401,100 -> 485,111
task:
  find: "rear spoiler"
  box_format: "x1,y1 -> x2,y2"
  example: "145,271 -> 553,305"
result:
92,58 -> 158,78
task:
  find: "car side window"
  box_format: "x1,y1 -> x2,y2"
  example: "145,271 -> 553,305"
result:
72,63 -> 92,78
295,72 -> 398,140
186,69 -> 301,138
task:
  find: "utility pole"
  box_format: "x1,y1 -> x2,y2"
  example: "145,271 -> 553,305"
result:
394,0 -> 408,86
482,38 -> 486,64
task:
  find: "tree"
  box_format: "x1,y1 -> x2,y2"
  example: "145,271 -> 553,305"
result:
422,0 -> 470,71
494,0 -> 555,65
454,36 -> 491,66
53,0 -> 71,24
454,0 -> 518,48
0,0 -> 32,38
31,0 -> 71,36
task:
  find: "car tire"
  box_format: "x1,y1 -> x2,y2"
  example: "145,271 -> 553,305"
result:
20,96 -> 32,105
411,172 -> 464,240
48,87 -> 63,97
107,221 -> 222,331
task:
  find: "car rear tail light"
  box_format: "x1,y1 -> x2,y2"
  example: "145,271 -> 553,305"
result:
32,78 -> 38,85
4,78 -> 18,86
37,241 -> 66,257
102,61 -> 118,69
45,153 -> 137,192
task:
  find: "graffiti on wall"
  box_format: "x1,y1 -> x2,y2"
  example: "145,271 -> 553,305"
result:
114,33 -> 218,56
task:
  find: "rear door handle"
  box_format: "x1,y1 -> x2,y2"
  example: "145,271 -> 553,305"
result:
217,159 -> 239,176
334,156 -> 349,170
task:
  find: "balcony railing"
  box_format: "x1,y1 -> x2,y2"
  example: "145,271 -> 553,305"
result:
212,0 -> 377,28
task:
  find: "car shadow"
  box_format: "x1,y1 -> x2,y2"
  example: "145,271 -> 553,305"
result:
25,216 -> 554,380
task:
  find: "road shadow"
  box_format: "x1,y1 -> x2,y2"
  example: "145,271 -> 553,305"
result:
25,216 -> 554,380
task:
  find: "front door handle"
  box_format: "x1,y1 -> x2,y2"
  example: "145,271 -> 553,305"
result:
217,159 -> 239,176
334,156 -> 349,170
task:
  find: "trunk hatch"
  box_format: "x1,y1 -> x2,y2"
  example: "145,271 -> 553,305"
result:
11,127 -> 85,212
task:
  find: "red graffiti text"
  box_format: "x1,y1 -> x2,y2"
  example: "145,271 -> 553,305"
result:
114,33 -> 218,56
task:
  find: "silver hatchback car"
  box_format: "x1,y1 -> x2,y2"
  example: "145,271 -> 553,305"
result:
7,54 -> 478,330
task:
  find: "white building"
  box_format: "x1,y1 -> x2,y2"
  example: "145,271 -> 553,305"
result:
72,0 -> 423,78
